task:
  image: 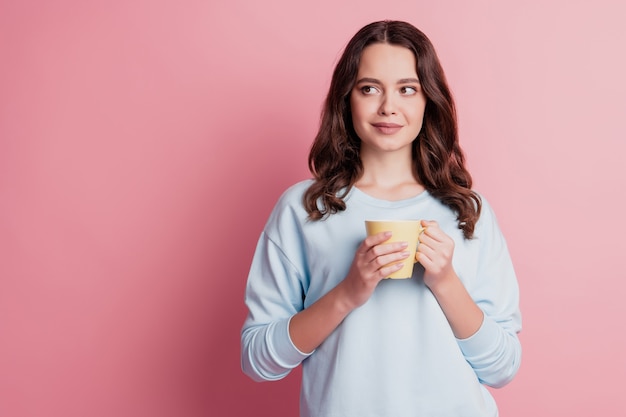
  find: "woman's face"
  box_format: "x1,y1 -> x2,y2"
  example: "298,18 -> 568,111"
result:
350,43 -> 427,156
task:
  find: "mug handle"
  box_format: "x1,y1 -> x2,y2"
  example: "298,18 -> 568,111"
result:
413,224 -> 426,264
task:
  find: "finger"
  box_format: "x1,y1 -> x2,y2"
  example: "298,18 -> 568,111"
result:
416,242 -> 436,260
418,220 -> 434,241
358,231 -> 392,254
364,231 -> 393,247
370,250 -> 410,269
368,240 -> 409,261
418,231 -> 437,247
420,221 -> 449,243
415,247 -> 439,268
421,219 -> 438,229
414,250 -> 422,263
414,250 -> 430,266
378,261 -> 405,278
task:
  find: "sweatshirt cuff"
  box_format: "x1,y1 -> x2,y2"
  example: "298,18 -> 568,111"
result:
456,314 -> 500,358
271,316 -> 314,367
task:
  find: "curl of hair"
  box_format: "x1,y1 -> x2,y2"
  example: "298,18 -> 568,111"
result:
304,20 -> 481,239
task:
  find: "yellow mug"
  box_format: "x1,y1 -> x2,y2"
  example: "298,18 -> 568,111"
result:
365,220 -> 425,279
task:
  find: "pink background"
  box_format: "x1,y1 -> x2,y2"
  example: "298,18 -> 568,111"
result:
2,1 -> 625,416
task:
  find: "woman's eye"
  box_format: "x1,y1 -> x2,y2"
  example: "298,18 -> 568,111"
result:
361,86 -> 379,95
401,86 -> 418,95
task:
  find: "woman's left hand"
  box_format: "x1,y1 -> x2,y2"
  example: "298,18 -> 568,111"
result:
415,220 -> 457,290
415,220 -> 484,340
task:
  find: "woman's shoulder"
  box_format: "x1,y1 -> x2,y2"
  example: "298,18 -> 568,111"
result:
264,179 -> 313,225
274,179 -> 313,208
474,191 -> 497,221
472,190 -> 507,239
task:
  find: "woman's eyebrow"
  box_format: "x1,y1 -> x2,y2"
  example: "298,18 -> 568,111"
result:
397,78 -> 420,84
355,77 -> 381,85
355,77 -> 420,84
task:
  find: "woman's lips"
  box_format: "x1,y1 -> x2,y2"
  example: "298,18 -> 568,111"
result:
372,122 -> 403,134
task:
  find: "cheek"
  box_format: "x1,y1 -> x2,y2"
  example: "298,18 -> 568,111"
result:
350,102 -> 367,126
409,101 -> 427,124
351,99 -> 378,124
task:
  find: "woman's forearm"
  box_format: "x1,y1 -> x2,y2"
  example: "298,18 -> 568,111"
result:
288,283 -> 354,354
429,272 -> 484,339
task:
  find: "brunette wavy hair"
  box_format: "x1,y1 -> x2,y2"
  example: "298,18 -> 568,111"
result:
303,20 -> 481,239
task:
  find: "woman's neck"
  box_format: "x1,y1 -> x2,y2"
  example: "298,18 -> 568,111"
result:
355,152 -> 425,201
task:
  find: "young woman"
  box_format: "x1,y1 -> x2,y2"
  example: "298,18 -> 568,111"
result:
241,20 -> 521,417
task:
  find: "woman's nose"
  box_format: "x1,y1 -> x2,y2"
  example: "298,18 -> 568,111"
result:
378,94 -> 397,115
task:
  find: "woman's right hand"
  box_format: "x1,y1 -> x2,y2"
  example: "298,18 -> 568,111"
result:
338,231 -> 410,310
288,232 -> 409,354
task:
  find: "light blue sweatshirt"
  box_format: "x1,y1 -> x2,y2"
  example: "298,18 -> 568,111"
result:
241,180 -> 521,417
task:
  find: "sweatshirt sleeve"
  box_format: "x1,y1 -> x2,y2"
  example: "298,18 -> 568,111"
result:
240,231 -> 313,382
456,199 -> 522,388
